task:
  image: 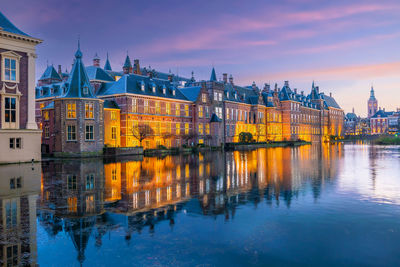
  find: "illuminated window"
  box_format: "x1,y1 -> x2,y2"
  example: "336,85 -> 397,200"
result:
176,184 -> 181,198
85,103 -> 94,119
44,126 -> 50,138
4,97 -> 17,124
185,105 -> 189,116
111,111 -> 117,120
86,174 -> 94,190
66,103 -> 76,119
185,164 -> 189,178
144,100 -> 148,113
226,108 -> 230,119
85,195 -> 95,212
40,103 -> 45,109
68,197 -> 77,213
155,101 -> 160,114
112,169 -> 117,180
185,123 -> 189,134
175,104 -> 180,116
111,126 -> 117,140
67,125 -> 76,141
145,190 -> 150,206
85,124 -> 94,140
156,188 -> 161,203
198,123 -> 203,135
205,106 -> 209,118
198,106 -> 203,118
176,123 -> 180,135
205,123 -> 210,135
132,192 -> 138,209
167,186 -> 171,201
202,93 -> 207,103
43,110 -> 49,121
166,102 -> 171,115
132,98 -> 137,112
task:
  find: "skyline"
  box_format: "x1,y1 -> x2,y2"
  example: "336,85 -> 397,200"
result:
2,0 -> 400,116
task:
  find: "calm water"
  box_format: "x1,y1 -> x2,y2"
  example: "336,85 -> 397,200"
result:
1,143 -> 400,266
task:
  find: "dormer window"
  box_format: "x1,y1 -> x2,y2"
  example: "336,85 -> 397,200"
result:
152,85 -> 156,93
141,81 -> 145,91
50,88 -> 54,95
83,86 -> 88,95
172,89 -> 176,96
40,89 -> 43,96
63,87 -> 67,95
163,85 -> 166,95
227,92 -> 229,98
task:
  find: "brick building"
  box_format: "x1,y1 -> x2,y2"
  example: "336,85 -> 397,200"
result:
0,11 -> 42,163
36,48 -> 344,155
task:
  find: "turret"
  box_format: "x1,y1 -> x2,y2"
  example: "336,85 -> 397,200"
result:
93,53 -> 100,67
123,54 -> 133,74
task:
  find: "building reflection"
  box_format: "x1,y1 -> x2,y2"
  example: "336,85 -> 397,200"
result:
38,144 -> 343,265
0,163 -> 41,267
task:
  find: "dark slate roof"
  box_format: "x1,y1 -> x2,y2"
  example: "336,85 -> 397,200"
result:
43,101 -> 54,109
178,86 -> 201,101
62,45 -> 96,98
104,100 -> 120,109
0,11 -> 29,36
320,93 -> 341,109
262,92 -> 275,107
36,82 -> 68,99
104,54 -> 112,71
40,65 -> 62,81
123,55 -> 132,68
141,68 -> 191,82
210,113 -> 222,122
345,113 -> 357,120
86,66 -> 114,82
371,110 -> 394,118
210,68 -> 217,82
97,74 -> 188,101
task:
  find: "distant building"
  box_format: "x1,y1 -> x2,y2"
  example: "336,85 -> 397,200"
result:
345,108 -> 361,135
0,11 -> 42,163
367,86 -> 378,118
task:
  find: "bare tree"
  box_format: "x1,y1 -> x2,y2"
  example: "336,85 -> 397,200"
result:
130,123 -> 154,147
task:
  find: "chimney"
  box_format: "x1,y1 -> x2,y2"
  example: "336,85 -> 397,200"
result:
252,81 -> 257,90
284,81 -> 289,87
301,91 -> 304,96
352,107 -> 355,113
229,74 -> 233,84
294,88 -> 297,94
383,108 -> 385,112
316,86 -> 319,93
58,65 -> 62,75
330,92 -> 332,97
264,83 -> 270,92
133,59 -> 141,75
168,73 -> 173,82
274,83 -> 278,92
223,73 -> 228,83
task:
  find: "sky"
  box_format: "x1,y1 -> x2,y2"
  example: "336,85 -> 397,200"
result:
2,0 -> 400,116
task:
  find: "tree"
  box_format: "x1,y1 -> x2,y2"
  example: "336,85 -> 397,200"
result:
130,123 -> 154,147
239,132 -> 253,143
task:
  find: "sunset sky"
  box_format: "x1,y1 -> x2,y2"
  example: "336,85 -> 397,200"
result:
2,0 -> 400,116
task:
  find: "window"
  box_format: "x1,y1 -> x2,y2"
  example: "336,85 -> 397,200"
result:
67,125 -> 76,141
144,100 -> 149,113
206,123 -> 210,135
5,97 -> 16,123
5,199 -> 18,229
43,110 -> 49,121
9,138 -> 21,149
112,169 -> 117,180
68,197 -> 77,213
85,103 -> 94,119
163,86 -> 166,95
175,104 -> 180,116
185,105 -> 189,116
214,92 -> 218,101
152,85 -> 156,93
205,106 -> 209,118
202,93 -> 207,103
83,86 -> 89,95
67,175 -> 77,190
86,174 -> 94,190
215,107 -> 222,118
198,106 -> 203,118
155,101 -> 160,114
6,245 -> 19,266
132,98 -> 137,112
111,126 -> 117,140
86,195 -> 95,213
176,123 -> 181,135
198,123 -> 203,135
85,125 -> 94,140
44,126 -> 50,138
141,82 -> 145,91
10,177 -> 21,189
67,103 -> 76,118
226,108 -> 230,119
4,57 -> 17,81
185,123 -> 189,134
166,103 -> 171,115
218,93 -> 223,101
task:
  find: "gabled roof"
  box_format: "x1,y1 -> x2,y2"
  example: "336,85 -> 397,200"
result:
177,86 -> 201,101
86,66 -> 114,82
210,67 -> 217,82
104,100 -> 120,109
0,11 -> 29,36
62,44 -> 96,98
40,65 -> 62,81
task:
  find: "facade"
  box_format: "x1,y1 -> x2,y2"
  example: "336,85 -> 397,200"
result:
36,49 -> 344,155
344,108 -> 362,136
370,109 -> 400,135
0,12 -> 42,163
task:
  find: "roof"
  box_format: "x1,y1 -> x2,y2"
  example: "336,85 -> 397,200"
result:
210,68 -> 217,82
123,55 -> 132,68
371,110 -> 394,118
86,66 -> 114,82
104,100 -> 120,109
104,54 -> 112,71
210,113 -> 222,122
40,65 -> 62,81
97,74 -> 188,101
62,45 -> 96,98
321,93 -> 341,109
43,101 -> 54,109
177,86 -> 201,101
0,11 -> 29,36
36,82 -> 67,99
345,113 -> 357,120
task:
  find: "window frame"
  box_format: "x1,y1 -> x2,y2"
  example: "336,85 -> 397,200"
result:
1,51 -> 21,83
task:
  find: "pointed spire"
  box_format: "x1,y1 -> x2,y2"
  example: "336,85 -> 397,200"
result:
210,67 -> 217,82
123,54 -> 132,68
369,85 -> 376,100
104,52 -> 112,71
312,80 -> 315,89
75,38 -> 82,59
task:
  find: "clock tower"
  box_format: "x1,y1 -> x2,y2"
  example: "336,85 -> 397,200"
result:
368,86 -> 378,118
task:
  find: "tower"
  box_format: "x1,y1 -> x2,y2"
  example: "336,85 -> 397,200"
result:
368,86 -> 378,118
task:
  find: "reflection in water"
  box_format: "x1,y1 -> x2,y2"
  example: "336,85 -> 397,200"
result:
35,144 -> 343,265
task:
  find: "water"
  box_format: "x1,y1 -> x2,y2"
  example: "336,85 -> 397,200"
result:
1,143 -> 400,266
